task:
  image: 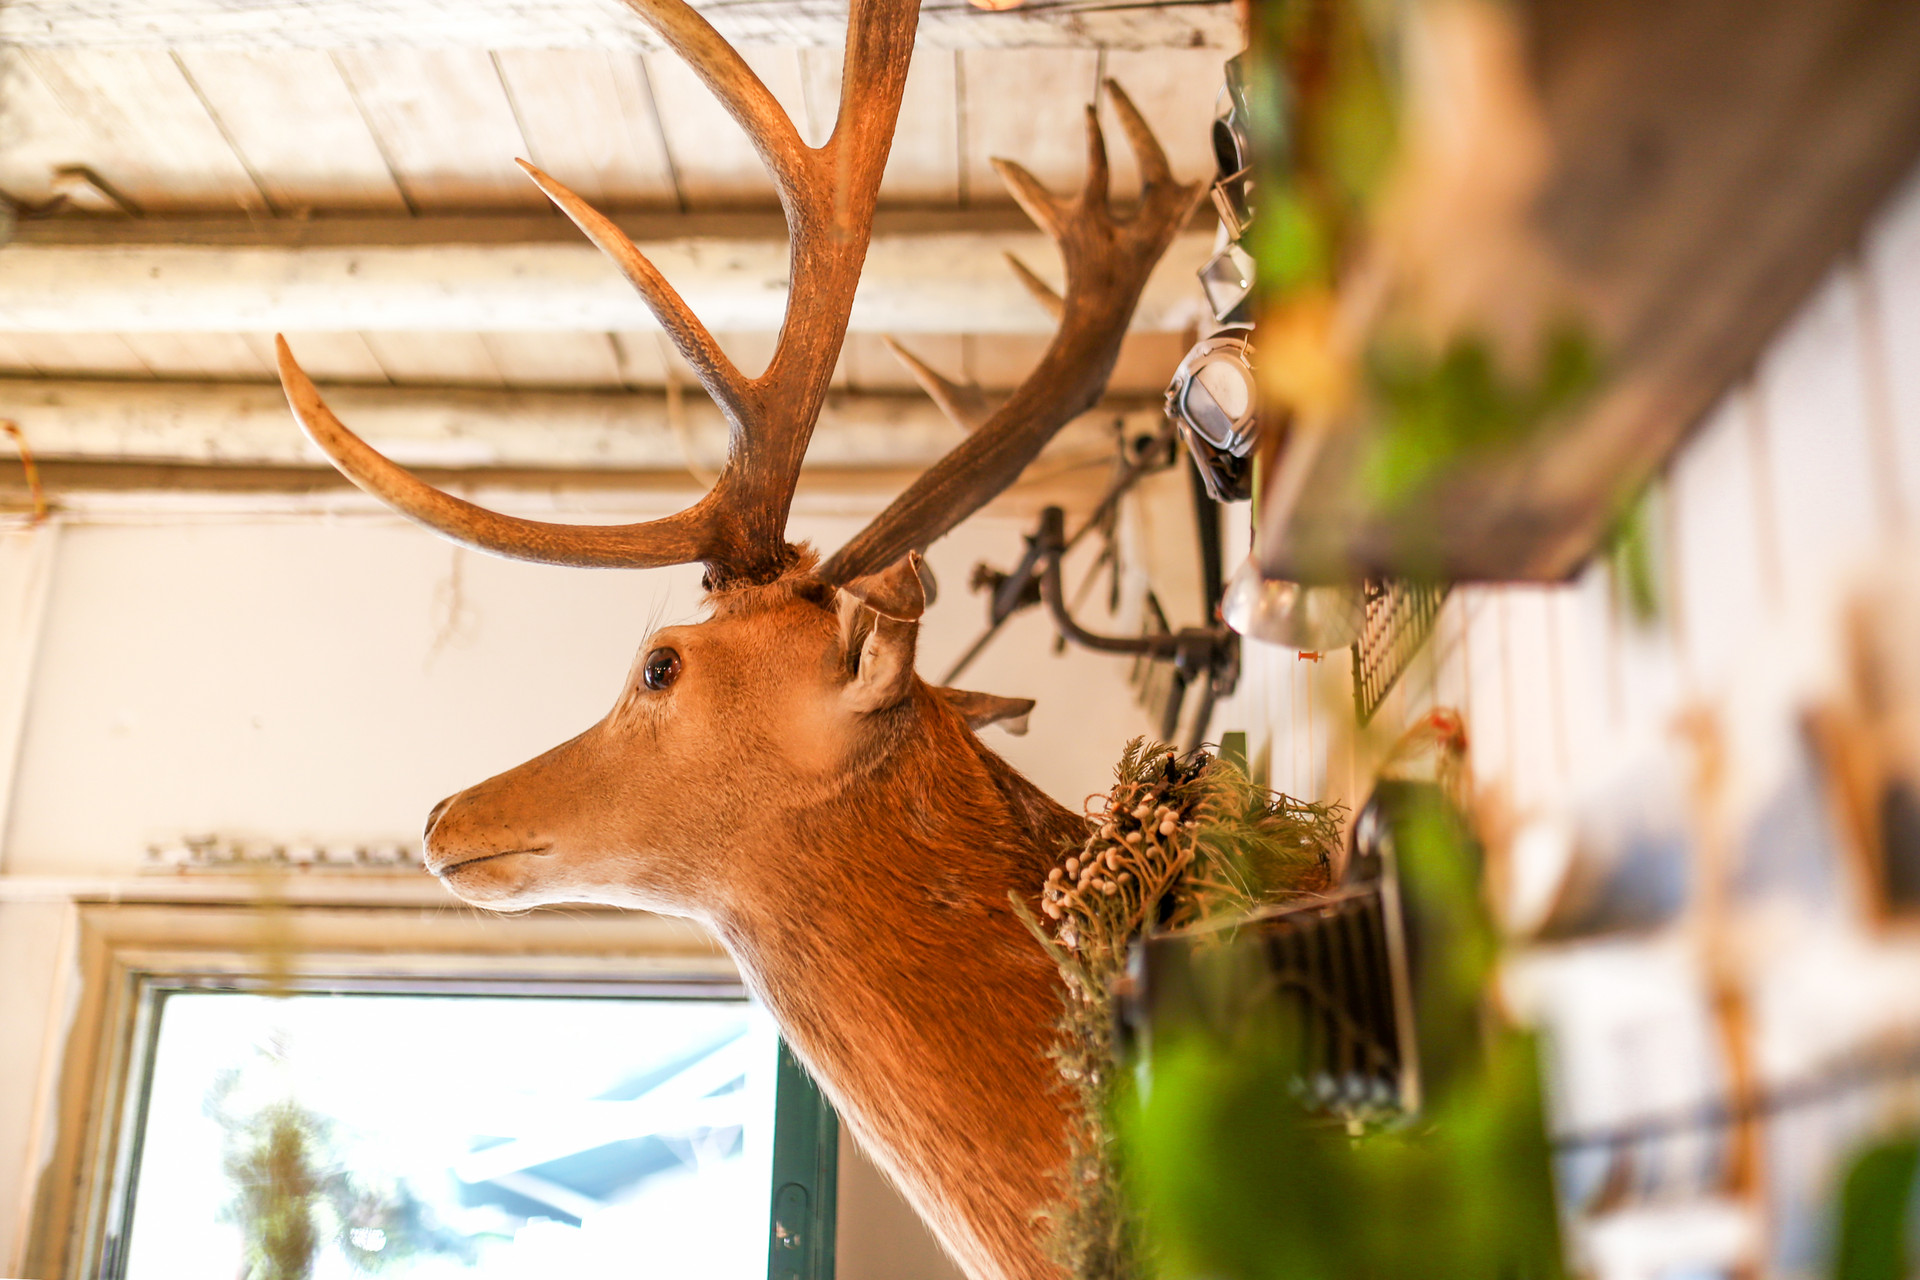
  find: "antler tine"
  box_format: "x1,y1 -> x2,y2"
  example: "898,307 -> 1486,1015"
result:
519,160 -> 750,426
819,82 -> 1203,586
882,336 -> 994,433
1102,79 -> 1175,193
276,338 -> 717,569
620,0 -> 808,196
989,158 -> 1068,243
1004,253 -> 1065,321
1079,104 -> 1110,210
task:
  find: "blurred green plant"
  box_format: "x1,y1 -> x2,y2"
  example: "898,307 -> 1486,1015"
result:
207,1059 -> 477,1278
1602,486 -> 1662,626
1832,1133 -> 1919,1280
1122,789 -> 1565,1280
1361,324 -> 1601,510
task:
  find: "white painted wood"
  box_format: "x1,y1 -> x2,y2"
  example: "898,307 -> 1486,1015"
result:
644,47 -> 807,207
1752,267 -> 1885,613
115,332 -> 273,380
359,331 -> 504,386
1460,588 -> 1511,793
1863,166 -> 1920,528
493,50 -> 679,208
791,43 -> 961,204
1609,483 -> 1685,748
0,528 -> 60,863
960,49 -> 1100,202
0,0 -> 1240,51
240,330 -> 390,382
0,231 -> 1215,333
1668,395 -> 1771,693
332,49 -> 542,209
478,331 -> 625,388
8,51 -> 268,213
1502,586 -> 1566,812
0,376 -> 1141,469
172,50 -> 409,213
1099,50 -> 1231,198
0,333 -> 150,376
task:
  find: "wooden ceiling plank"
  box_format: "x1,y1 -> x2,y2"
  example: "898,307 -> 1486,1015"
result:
492,49 -> 679,208
332,49 -> 545,210
116,332 -> 274,380
239,332 -> 391,383
789,41 -> 960,205
479,332 -> 627,388
13,50 -> 268,213
0,49 -> 103,208
0,0 -> 1240,51
357,332 -> 507,387
0,334 -> 151,377
171,50 -> 409,214
0,376 -> 1148,471
1099,50 -> 1230,199
644,47 -> 807,208
959,49 -> 1100,205
841,333 -> 967,394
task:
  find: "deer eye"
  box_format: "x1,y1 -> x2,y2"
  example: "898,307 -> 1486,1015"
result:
641,647 -> 682,691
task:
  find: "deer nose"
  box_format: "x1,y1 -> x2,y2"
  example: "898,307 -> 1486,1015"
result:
425,794 -> 456,839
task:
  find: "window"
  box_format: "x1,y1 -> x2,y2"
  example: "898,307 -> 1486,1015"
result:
25,902 -> 836,1280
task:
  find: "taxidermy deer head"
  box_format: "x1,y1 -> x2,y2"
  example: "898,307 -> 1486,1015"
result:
276,2 -> 1198,1275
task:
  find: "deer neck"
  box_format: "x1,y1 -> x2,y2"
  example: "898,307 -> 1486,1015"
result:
708,702 -> 1080,1280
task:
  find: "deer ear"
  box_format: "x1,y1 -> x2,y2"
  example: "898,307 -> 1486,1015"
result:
840,552 -> 932,621
938,687 -> 1035,736
842,614 -> 918,715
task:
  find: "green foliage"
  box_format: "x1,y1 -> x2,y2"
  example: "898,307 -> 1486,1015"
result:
1603,488 -> 1662,627
1361,324 -> 1601,509
1832,1134 -> 1920,1280
1246,0 -> 1402,293
1121,787 -> 1565,1280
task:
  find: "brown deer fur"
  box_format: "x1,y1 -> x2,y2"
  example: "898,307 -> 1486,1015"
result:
423,568 -> 1082,1280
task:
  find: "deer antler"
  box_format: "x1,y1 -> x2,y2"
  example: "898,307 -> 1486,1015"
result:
818,81 -> 1203,586
275,0 -> 918,588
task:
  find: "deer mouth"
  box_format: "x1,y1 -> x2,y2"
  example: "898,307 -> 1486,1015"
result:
429,846 -> 551,878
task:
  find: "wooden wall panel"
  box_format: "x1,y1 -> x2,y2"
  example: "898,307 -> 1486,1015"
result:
1669,397 -> 1771,693
493,50 -> 678,208
173,51 -> 407,213
1503,587 -> 1567,811
1864,169 -> 1920,528
1460,589 -> 1512,796
644,48 -> 807,207
1752,269 -> 1887,613
332,50 -> 540,209
10,51 -> 266,212
1545,566 -> 1613,790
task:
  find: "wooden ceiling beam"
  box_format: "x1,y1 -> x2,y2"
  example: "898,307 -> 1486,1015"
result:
0,0 -> 1238,50
0,214 -> 1215,334
0,376 -> 1156,469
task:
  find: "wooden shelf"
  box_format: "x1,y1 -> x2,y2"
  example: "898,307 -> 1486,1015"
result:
1258,0 -> 1920,583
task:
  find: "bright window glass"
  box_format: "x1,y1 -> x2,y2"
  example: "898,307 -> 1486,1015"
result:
121,992 -> 779,1279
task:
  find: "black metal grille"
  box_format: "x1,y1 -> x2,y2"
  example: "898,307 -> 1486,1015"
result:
1350,580 -> 1448,724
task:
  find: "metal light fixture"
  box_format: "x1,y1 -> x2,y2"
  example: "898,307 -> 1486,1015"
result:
1221,553 -> 1365,651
